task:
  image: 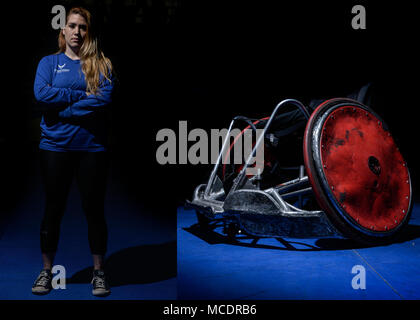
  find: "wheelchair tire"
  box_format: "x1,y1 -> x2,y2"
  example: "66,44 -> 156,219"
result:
303,98 -> 412,244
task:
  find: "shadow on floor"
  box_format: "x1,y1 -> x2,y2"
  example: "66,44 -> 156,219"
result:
316,224 -> 420,250
66,241 -> 176,287
183,222 -> 420,251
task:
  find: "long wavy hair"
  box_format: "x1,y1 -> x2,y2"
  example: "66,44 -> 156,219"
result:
57,7 -> 112,95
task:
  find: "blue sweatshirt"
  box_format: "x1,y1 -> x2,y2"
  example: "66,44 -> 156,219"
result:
34,53 -> 114,152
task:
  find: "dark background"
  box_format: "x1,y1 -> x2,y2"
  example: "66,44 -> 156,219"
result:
1,0 -> 419,221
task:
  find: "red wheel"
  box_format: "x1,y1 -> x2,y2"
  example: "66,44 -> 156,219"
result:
303,98 -> 412,244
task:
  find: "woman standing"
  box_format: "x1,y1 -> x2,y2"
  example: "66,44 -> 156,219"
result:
32,7 -> 114,297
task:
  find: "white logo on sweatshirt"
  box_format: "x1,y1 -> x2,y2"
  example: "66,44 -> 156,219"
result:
54,63 -> 70,73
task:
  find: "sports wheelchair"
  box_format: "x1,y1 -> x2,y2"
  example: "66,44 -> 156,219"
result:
186,95 -> 412,245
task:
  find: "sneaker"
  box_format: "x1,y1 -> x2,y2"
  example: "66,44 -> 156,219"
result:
91,269 -> 111,297
32,269 -> 53,295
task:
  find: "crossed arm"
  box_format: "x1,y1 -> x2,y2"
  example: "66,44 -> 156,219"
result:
34,71 -> 87,109
34,57 -> 114,118
57,77 -> 113,118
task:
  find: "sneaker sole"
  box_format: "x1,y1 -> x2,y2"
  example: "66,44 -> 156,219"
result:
92,289 -> 111,297
32,287 -> 52,295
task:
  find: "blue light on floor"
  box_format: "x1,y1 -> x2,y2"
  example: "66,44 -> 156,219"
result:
0,161 -> 176,300
177,204 -> 420,300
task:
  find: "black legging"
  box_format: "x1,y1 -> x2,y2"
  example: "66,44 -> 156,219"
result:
39,149 -> 109,255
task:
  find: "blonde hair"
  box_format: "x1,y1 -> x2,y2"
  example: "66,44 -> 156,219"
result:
57,7 -> 112,95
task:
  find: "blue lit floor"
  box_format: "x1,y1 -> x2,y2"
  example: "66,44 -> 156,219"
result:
0,156 -> 176,300
177,204 -> 420,300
